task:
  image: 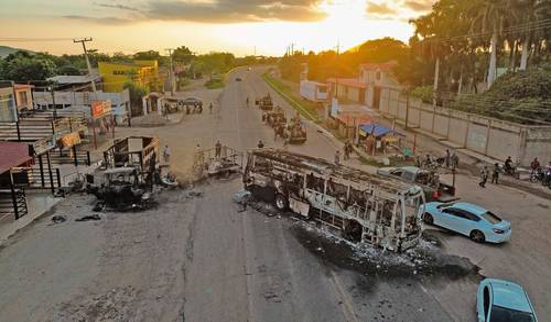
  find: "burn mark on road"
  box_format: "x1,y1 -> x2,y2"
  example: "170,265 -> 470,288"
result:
291,222 -> 481,287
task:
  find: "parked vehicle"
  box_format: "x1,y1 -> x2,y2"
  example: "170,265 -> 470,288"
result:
477,278 -> 538,322
530,167 -> 550,188
244,149 -> 426,252
420,202 -> 511,243
377,166 -> 456,202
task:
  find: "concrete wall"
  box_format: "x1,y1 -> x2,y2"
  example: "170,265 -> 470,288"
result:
380,87 -> 551,166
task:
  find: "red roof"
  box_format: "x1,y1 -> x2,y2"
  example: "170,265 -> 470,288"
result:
0,141 -> 32,174
335,112 -> 371,127
326,78 -> 367,89
359,61 -> 398,72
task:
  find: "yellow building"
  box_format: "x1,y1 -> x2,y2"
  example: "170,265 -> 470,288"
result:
98,60 -> 161,92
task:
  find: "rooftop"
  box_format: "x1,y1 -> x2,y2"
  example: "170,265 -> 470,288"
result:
48,73 -> 100,85
0,141 -> 32,174
359,61 -> 398,72
326,78 -> 367,89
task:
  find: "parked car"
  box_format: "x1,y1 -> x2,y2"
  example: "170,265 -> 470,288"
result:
420,202 -> 511,243
377,166 -> 456,202
477,278 -> 538,322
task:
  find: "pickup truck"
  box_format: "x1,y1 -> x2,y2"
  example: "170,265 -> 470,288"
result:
377,166 -> 457,202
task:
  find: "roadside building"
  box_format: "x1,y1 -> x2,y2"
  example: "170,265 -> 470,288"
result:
13,84 -> 34,112
326,78 -> 368,103
98,60 -> 161,92
33,89 -> 130,124
358,61 -> 400,109
0,141 -> 34,220
0,81 -> 17,122
47,73 -> 101,92
299,80 -> 327,104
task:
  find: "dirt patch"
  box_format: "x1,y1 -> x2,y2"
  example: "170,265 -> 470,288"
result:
55,286 -> 139,322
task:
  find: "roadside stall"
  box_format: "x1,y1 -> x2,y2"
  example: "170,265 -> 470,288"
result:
90,100 -> 115,149
358,123 -> 405,156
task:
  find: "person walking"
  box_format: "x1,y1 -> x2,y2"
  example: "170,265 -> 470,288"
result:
209,103 -> 213,114
334,150 -> 341,165
163,145 -> 171,163
451,152 -> 459,169
491,163 -> 500,184
479,165 -> 489,188
215,140 -> 222,158
445,149 -> 451,168
343,142 -> 350,161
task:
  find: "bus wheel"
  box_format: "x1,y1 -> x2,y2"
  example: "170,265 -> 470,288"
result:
274,194 -> 288,211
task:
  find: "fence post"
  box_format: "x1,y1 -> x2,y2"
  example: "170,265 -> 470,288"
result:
39,154 -> 45,187
46,152 -> 55,194
9,171 -> 19,220
56,168 -> 61,188
73,145 -> 78,166
86,151 -> 91,166
16,121 -> 21,141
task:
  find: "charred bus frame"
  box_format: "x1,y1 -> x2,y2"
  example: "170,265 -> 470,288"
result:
243,149 -> 425,252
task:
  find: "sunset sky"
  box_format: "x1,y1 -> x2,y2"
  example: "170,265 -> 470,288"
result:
0,0 -> 434,56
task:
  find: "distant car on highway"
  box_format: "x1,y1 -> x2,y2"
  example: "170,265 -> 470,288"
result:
235,77 -> 242,81
477,278 -> 538,322
420,202 -> 511,243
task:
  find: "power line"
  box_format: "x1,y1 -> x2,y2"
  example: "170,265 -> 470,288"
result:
0,37 -> 76,42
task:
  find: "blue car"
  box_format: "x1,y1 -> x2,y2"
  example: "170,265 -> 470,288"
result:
477,278 -> 538,322
420,202 -> 511,243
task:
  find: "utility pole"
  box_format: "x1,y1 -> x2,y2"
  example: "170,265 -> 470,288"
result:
291,43 -> 295,55
165,48 -> 175,96
49,82 -> 58,120
254,46 -> 256,56
73,38 -> 96,92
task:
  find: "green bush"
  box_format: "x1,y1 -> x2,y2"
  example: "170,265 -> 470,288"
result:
204,78 -> 225,89
409,85 -> 434,103
450,67 -> 550,125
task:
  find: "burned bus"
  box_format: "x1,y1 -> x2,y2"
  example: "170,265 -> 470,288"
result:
243,149 -> 425,252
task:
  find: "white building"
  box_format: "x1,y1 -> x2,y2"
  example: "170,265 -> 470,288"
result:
358,61 -> 401,109
299,80 -> 328,103
33,89 -> 131,124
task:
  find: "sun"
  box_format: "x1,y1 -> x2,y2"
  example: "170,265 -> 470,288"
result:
319,0 -> 367,24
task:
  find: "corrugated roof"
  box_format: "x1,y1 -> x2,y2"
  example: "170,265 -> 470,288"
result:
359,61 -> 398,72
0,141 -> 32,174
48,73 -> 100,85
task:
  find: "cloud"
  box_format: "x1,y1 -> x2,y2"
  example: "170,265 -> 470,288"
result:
93,2 -> 143,12
62,15 -> 134,25
366,1 -> 397,16
81,0 -> 327,24
404,0 -> 434,12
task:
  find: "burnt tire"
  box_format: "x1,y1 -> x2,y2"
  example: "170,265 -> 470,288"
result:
274,194 -> 288,211
422,213 -> 434,225
470,230 -> 485,243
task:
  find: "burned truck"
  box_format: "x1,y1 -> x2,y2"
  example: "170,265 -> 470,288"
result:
243,149 -> 425,252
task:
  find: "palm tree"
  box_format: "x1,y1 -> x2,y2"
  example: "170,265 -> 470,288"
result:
518,0 -> 550,70
470,0 -> 516,89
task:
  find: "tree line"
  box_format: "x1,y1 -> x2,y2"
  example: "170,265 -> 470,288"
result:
278,0 -> 550,125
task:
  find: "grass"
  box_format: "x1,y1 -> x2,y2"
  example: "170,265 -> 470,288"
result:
358,154 -> 415,168
204,78 -> 225,89
262,73 -> 320,122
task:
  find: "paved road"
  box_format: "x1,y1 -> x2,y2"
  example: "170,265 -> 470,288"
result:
0,66 -> 548,322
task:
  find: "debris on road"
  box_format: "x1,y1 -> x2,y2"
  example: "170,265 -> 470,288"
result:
291,221 -> 480,282
75,214 -> 101,222
51,215 -> 67,224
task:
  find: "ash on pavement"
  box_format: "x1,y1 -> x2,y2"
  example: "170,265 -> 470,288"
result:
291,222 -> 481,284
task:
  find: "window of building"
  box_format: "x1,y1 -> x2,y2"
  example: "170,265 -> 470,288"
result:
376,71 -> 381,81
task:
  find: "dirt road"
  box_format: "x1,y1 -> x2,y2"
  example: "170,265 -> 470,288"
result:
0,67 -> 548,322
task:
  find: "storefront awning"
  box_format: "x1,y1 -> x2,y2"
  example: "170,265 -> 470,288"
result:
359,123 -> 405,138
